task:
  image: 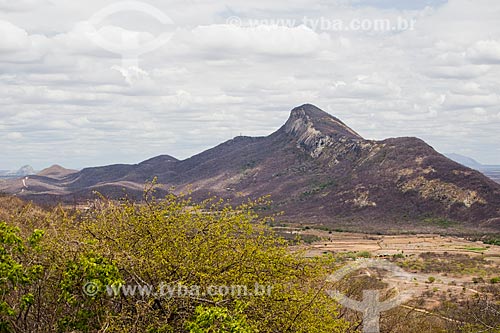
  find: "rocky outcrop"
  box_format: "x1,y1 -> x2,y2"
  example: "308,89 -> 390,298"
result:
284,104 -> 362,157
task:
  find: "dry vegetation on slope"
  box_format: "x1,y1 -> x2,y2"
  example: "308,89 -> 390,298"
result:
0,191 -> 498,332
2,105 -> 500,235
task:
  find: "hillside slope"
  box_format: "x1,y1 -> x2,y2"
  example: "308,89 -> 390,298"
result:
2,104 -> 500,233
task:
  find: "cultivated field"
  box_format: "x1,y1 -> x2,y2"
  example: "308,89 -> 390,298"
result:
282,227 -> 500,327
298,230 -> 500,260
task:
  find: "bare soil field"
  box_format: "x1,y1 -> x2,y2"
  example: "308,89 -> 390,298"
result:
280,228 -> 500,320
297,230 -> 500,261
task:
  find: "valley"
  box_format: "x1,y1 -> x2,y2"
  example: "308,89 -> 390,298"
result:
289,228 -> 500,330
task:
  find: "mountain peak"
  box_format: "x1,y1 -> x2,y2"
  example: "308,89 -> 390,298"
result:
290,103 -> 328,117
283,104 -> 363,157
286,104 -> 363,140
38,164 -> 78,179
17,165 -> 35,176
138,155 -> 179,166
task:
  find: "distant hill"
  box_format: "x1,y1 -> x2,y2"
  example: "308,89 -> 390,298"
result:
2,104 -> 500,234
444,153 -> 483,169
37,165 -> 78,179
445,153 -> 500,184
0,165 -> 35,179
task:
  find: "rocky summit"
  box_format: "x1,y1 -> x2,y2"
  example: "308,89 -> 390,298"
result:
2,104 -> 500,233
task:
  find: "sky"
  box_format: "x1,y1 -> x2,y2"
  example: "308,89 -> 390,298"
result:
1,0 -> 500,170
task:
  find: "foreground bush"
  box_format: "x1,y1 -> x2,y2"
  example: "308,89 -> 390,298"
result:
0,192 -> 349,332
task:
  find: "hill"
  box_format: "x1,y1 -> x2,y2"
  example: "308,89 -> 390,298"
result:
0,165 -> 35,179
37,165 -> 78,179
2,104 -> 500,234
445,153 -> 500,184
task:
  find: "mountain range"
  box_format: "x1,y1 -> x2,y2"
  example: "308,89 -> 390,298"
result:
2,104 -> 500,234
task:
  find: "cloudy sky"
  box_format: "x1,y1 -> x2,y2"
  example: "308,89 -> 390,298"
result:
1,0 -> 500,170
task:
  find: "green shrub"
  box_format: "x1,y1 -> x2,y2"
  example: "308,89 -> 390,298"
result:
0,192 -> 351,332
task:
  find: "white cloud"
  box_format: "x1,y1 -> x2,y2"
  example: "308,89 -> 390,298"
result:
442,93 -> 499,110
191,24 -> 327,56
0,0 -> 46,12
323,74 -> 402,99
0,20 -> 30,52
425,64 -> 491,79
6,132 -> 23,140
0,0 -> 499,168
467,40 -> 500,64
